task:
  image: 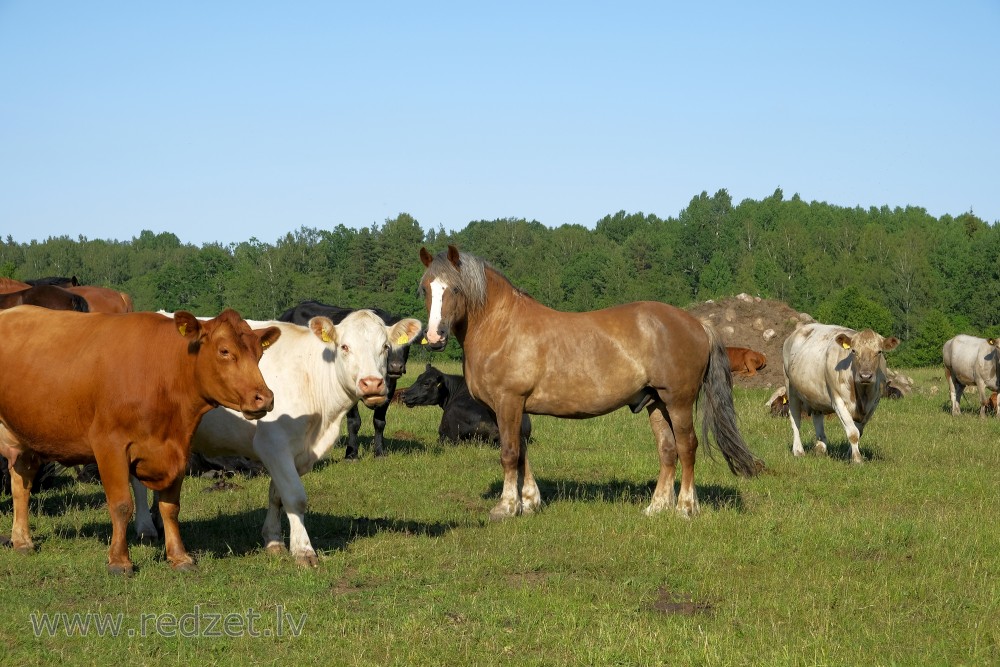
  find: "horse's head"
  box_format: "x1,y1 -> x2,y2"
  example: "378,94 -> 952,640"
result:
419,245 -> 468,351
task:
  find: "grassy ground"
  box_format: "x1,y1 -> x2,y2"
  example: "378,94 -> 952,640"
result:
1,364 -> 997,666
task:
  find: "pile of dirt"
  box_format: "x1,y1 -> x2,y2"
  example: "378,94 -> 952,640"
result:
687,293 -> 811,390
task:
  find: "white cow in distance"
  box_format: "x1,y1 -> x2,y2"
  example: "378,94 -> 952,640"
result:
782,322 -> 899,463
943,334 -> 1000,418
133,310 -> 423,567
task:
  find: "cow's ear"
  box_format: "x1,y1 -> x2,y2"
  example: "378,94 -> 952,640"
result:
390,318 -> 423,346
174,311 -> 202,339
420,247 -> 434,268
308,316 -> 337,344
835,333 -> 853,350
882,336 -> 900,352
255,326 -> 282,352
447,245 -> 461,267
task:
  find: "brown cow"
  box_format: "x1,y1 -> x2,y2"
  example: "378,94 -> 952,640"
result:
727,346 -> 767,377
0,306 -> 281,574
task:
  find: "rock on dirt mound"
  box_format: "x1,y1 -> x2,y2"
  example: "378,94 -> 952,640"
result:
687,294 -> 811,390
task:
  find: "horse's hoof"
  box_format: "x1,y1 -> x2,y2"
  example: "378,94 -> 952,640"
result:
137,532 -> 159,545
13,543 -> 34,555
265,543 -> 288,555
0,535 -> 11,548
294,552 -> 319,568
489,503 -> 517,522
171,560 -> 197,572
108,563 -> 135,577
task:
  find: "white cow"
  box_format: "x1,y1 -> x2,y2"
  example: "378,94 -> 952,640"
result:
942,334 -> 1000,418
133,310 -> 422,566
782,323 -> 899,463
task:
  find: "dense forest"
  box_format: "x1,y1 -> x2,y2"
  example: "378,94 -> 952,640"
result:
1,189 -> 997,366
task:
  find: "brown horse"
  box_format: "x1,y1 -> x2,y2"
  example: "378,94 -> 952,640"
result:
0,284 -> 89,312
418,246 -> 762,520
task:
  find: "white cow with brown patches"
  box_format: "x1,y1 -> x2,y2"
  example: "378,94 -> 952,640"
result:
782,323 -> 899,463
133,310 -> 422,567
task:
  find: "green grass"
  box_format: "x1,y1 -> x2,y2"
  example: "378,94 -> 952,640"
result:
2,364 -> 998,666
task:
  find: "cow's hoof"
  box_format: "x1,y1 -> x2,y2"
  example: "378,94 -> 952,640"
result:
137,532 -> 159,545
265,543 -> 288,555
294,552 -> 319,568
13,543 -> 34,555
814,443 -> 828,456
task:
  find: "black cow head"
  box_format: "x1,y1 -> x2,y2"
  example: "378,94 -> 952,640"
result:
401,364 -> 447,408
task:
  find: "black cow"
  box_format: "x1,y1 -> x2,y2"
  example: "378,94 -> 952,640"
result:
278,300 -> 421,459
401,364 -> 531,445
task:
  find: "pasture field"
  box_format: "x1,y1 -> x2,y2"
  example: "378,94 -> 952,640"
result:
1,363 -> 997,666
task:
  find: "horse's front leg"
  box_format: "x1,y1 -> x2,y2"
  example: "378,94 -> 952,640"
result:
490,398 -> 536,521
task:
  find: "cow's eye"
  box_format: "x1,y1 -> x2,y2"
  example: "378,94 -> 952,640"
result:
340,344 -> 350,354
383,343 -> 390,354
219,347 -> 231,359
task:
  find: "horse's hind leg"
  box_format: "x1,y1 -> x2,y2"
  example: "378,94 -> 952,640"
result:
669,402 -> 700,518
644,404 -> 677,515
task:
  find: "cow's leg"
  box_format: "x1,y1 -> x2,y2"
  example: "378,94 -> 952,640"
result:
812,413 -> 827,456
946,369 -> 962,416
371,401 -> 389,458
8,451 -> 41,554
261,479 -> 286,555
490,397 -> 534,520
787,390 -> 807,457
156,476 -> 195,571
830,396 -> 863,463
130,475 -> 158,542
93,447 -> 136,575
975,380 -> 989,419
644,403 -> 677,515
256,441 -> 317,567
267,462 -> 317,567
344,404 -> 362,459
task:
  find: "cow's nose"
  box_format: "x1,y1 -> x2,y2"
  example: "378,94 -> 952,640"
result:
359,376 -> 385,396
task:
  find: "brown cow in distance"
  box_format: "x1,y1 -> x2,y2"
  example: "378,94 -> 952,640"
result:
727,346 -> 767,377
0,306 -> 281,575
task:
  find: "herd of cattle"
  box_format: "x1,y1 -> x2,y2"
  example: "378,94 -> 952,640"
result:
1,270 -> 998,574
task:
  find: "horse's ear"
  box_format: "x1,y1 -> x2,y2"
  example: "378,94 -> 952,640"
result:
447,245 -> 461,267
419,247 -> 434,267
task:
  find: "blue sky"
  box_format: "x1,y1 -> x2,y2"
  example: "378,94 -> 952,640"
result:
1,1 -> 997,246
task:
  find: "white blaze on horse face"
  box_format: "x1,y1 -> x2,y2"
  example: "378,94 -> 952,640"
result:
426,278 -> 447,344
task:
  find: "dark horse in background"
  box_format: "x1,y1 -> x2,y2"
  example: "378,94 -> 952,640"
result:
25,276 -> 134,313
418,245 -> 762,521
0,278 -> 89,312
278,300 -> 421,459
401,363 -> 532,445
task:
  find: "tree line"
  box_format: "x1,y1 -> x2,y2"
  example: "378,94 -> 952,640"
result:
1,189 -> 997,366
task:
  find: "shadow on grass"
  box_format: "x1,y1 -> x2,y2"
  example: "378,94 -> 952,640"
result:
821,440 -> 886,463
67,508 -> 458,562
483,477 -> 748,512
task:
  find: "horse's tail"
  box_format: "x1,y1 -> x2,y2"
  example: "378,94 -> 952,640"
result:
700,325 -> 764,477
71,294 -> 90,313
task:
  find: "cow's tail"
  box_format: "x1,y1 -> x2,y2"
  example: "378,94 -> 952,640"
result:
700,325 -> 764,476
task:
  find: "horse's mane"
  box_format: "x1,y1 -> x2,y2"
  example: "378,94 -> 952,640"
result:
423,249 -> 531,314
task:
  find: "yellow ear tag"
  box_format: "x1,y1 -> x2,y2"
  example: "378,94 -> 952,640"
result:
321,331 -> 332,343
841,342 -> 851,350
396,333 -> 409,345
262,340 -> 271,348
178,324 -> 187,336
421,337 -> 428,345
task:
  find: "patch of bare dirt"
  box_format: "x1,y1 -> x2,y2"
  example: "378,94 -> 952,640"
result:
650,587 -> 714,616
688,293 -> 809,390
